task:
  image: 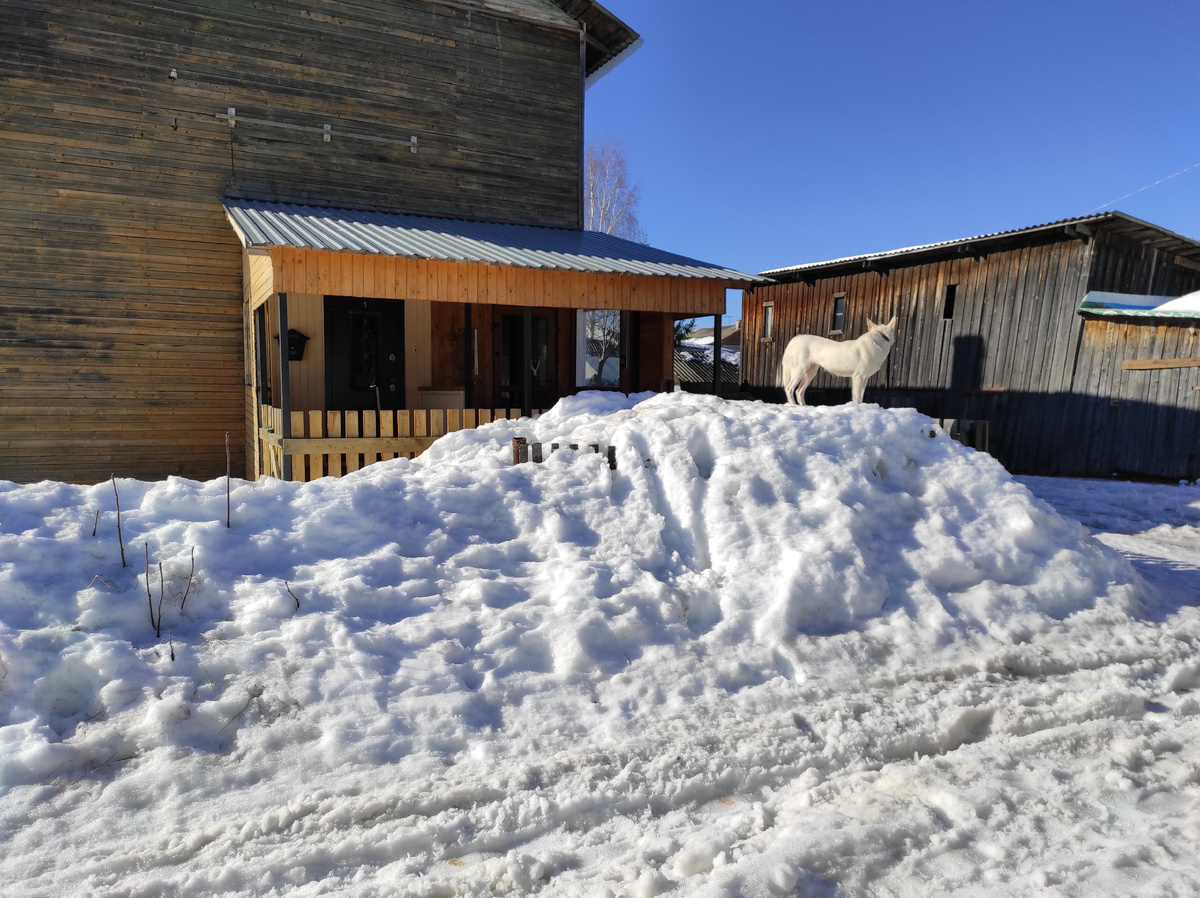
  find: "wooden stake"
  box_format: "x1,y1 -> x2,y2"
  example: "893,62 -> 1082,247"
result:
144,543 -> 153,630
157,562 -> 165,639
225,431 -> 231,529
180,547 -> 195,613
112,476 -> 126,568
285,580 -> 301,610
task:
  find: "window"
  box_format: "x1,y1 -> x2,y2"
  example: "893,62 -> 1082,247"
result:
349,312 -> 381,391
943,284 -> 957,320
577,309 -> 622,387
831,295 -> 846,333
761,302 -> 774,341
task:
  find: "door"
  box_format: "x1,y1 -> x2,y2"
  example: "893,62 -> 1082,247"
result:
496,312 -> 555,411
324,296 -> 405,411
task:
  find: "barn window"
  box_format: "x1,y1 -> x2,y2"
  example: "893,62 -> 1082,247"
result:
943,284 -> 957,320
761,302 -> 774,341
831,295 -> 846,333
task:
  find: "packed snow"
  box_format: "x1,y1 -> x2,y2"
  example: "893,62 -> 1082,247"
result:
1,392 -> 1198,897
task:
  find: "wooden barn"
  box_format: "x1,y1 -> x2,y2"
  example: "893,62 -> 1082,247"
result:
741,212 -> 1200,479
1,0 -> 758,483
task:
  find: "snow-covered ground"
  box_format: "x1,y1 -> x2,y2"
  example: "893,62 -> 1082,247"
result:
1,393 -> 1198,897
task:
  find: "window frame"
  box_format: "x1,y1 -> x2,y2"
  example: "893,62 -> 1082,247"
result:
575,308 -> 623,389
942,284 -> 957,321
830,294 -> 846,335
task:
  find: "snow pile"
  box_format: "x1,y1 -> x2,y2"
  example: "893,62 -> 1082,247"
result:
2,393 -> 1196,897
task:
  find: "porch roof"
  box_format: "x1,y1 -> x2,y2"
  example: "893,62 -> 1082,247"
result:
224,200 -> 765,286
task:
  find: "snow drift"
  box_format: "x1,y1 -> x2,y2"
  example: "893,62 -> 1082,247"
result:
3,393 -> 1180,897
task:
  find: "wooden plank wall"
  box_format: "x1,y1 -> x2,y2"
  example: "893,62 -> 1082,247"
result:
1086,229 -> 1200,297
744,240 -> 1094,399
0,0 -> 586,483
743,231 -> 1200,478
280,294 -> 325,413
270,249 -> 730,316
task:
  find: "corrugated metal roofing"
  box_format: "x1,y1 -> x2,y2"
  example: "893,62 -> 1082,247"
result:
1078,292 -> 1200,320
674,355 -> 740,385
762,211 -> 1200,277
223,200 -> 765,284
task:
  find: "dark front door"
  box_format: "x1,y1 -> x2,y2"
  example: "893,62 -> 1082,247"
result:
325,296 -> 405,411
496,312 -> 554,411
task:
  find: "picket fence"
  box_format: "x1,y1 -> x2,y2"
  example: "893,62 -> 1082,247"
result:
258,405 -> 540,481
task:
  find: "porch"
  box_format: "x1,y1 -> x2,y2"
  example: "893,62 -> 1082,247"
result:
226,200 -> 764,480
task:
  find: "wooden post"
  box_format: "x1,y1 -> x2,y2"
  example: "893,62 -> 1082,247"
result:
277,292 -> 292,481
253,305 -> 269,479
463,303 -> 473,410
578,28 -> 587,228
522,306 -> 533,419
711,313 -> 721,397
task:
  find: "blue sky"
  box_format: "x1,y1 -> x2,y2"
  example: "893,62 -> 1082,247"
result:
584,0 -> 1200,319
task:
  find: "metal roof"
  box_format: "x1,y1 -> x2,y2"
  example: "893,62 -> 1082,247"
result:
674,354 -> 740,385
223,200 -> 764,285
1078,292 -> 1200,321
762,211 -> 1200,280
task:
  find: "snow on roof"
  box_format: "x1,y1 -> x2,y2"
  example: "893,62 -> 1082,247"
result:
1155,289 -> 1200,312
4,393 -> 1185,895
1079,290 -> 1200,319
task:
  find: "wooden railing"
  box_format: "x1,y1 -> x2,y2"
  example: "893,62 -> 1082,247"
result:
258,405 -> 539,481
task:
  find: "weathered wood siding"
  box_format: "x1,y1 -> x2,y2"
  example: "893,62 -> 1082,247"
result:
268,249 -> 729,315
0,0 -> 584,482
743,231 -> 1200,478
745,240 -> 1094,398
1086,229 -> 1200,297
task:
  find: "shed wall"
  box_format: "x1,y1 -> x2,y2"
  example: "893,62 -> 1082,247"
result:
744,233 -> 1200,478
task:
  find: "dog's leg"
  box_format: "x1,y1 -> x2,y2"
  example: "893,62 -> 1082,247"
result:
784,370 -> 802,405
851,374 -> 866,403
795,364 -> 818,406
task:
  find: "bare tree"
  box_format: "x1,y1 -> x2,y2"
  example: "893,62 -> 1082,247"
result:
584,141 -> 646,243
583,308 -> 622,386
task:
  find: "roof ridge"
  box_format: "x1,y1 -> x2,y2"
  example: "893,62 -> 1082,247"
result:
761,211 -> 1200,277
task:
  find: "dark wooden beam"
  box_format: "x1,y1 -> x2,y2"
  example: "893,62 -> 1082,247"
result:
276,292 -> 292,481
522,306 -> 533,418
712,313 -> 721,397
463,303 -> 473,409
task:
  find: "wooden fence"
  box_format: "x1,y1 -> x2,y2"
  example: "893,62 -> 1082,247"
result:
258,406 -> 539,481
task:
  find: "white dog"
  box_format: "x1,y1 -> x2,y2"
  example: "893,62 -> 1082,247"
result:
781,316 -> 898,405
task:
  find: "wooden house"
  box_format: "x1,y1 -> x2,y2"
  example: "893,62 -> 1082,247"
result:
741,212 -> 1200,479
1,0 -> 759,483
